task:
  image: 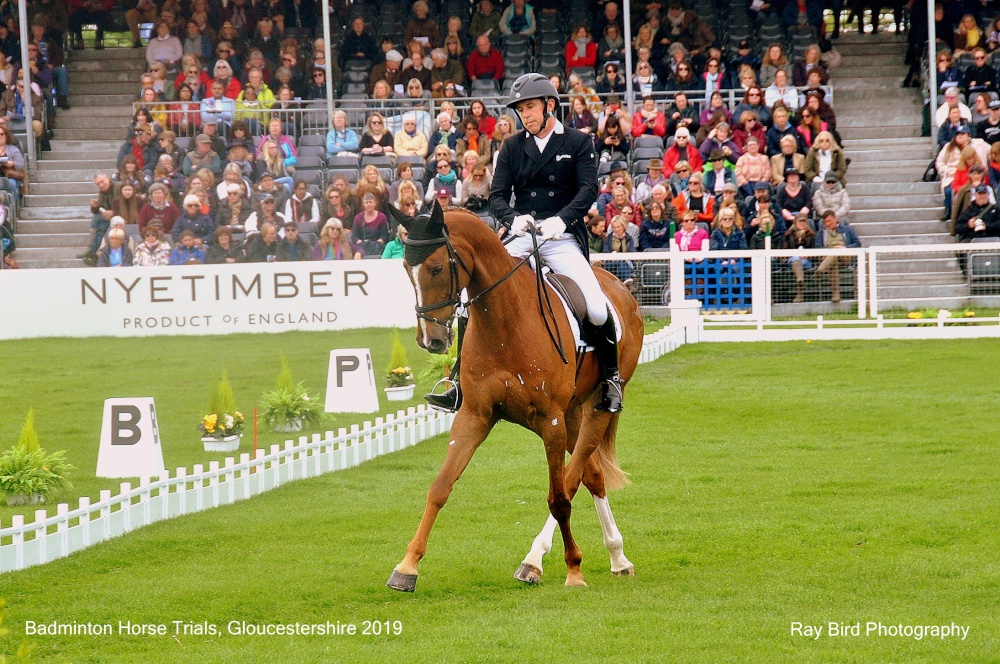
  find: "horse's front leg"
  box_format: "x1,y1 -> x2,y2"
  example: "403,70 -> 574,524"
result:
387,410 -> 495,592
540,416 -> 586,587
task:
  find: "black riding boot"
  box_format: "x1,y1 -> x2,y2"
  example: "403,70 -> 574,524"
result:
424,315 -> 466,413
585,308 -> 624,413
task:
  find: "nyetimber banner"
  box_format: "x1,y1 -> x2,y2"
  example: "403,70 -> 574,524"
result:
0,261 -> 417,339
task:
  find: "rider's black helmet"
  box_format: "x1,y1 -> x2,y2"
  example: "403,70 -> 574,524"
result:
506,73 -> 560,110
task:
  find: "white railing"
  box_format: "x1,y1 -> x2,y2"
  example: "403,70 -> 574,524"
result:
868,242 -> 1000,316
0,327 -> 688,574
0,406 -> 454,574
639,323 -> 688,363
701,313 -> 1000,342
596,241 -> 1000,321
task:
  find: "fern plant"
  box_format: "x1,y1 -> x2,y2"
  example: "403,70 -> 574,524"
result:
259,356 -> 325,429
0,409 -> 74,504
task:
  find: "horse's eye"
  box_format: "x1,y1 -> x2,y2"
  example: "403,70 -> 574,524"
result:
430,265 -> 444,277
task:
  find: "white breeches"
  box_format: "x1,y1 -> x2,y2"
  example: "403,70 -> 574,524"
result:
505,233 -> 610,324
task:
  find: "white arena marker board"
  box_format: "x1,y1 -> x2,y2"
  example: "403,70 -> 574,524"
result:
96,398 -> 166,479
325,349 -> 380,413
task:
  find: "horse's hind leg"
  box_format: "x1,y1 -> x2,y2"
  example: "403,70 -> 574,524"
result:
515,455 -> 634,583
582,457 -> 635,576
388,411 -> 495,592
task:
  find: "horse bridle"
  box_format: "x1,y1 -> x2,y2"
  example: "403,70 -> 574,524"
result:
404,220 -> 568,365
404,223 -> 533,329
404,227 -> 470,331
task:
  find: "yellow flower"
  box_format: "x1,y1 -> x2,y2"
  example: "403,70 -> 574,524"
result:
907,312 -> 922,319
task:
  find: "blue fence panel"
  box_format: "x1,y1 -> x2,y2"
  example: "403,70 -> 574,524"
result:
684,258 -> 752,312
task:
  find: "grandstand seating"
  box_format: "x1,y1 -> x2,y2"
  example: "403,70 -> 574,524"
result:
0,0 -> 972,316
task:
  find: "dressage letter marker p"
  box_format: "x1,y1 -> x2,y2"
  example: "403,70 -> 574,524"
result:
96,398 -> 166,479
326,349 -> 379,413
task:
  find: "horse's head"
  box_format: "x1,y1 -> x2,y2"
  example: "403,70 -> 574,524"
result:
388,201 -> 466,354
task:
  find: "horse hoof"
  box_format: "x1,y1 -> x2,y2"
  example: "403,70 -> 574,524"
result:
564,576 -> 588,587
514,563 -> 542,584
386,570 -> 418,592
611,566 -> 636,577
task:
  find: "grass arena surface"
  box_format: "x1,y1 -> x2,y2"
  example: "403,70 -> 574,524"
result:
2,334 -> 999,662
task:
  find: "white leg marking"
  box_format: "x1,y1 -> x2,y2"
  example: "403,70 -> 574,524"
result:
409,264 -> 431,349
594,495 -> 633,574
521,515 -> 558,573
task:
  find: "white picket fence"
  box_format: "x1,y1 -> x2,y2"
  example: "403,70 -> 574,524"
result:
0,328 -> 687,574
0,407 -> 454,574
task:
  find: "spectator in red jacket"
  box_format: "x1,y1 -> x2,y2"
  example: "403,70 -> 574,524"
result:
631,96 -> 667,139
68,0 -> 113,50
565,25 -> 597,74
662,127 -> 703,177
466,34 -> 504,83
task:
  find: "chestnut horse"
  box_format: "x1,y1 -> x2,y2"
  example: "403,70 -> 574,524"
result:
385,204 -> 644,591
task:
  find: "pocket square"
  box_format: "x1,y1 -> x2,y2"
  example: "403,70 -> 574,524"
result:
556,154 -> 572,161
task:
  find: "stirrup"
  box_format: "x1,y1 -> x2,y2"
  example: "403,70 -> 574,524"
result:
595,371 -> 624,413
424,377 -> 462,413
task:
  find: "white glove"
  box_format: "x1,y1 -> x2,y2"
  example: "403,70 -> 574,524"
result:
538,216 -> 566,240
510,214 -> 535,236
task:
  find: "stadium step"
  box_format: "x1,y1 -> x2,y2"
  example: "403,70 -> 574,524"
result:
28,181 -> 96,195
19,206 -> 91,220
850,220 -> 948,235
846,181 -> 939,195
66,93 -> 137,107
46,149 -> 121,161
10,246 -> 88,260
33,169 -> 110,182
852,193 -> 943,209
24,193 -> 96,207
834,65 -> 910,78
861,233 -> 954,246
36,159 -> 116,172
13,258 -> 86,269
851,207 -> 943,223
838,115 -> 923,129
843,126 -> 923,140
16,219 -> 91,233
14,232 -> 90,248
843,147 -> 933,162
69,70 -> 142,84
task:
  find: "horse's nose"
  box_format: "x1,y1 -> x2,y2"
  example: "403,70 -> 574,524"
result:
427,337 -> 447,354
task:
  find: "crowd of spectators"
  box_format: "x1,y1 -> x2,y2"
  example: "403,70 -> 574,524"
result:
0,0 -> 864,303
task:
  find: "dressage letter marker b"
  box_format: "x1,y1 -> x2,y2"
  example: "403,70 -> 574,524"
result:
96,398 -> 166,479
325,349 -> 379,413
110,405 -> 142,445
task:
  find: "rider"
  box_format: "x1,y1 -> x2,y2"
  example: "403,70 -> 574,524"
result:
424,73 -> 625,414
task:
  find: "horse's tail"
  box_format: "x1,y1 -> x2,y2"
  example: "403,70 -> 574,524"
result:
596,411 -> 630,490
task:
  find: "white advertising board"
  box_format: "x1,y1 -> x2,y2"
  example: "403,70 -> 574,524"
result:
0,261 -> 415,339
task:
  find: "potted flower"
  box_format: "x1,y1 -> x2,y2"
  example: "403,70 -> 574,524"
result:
199,371 -> 246,452
0,408 -> 74,506
385,329 -> 416,401
260,356 -> 325,433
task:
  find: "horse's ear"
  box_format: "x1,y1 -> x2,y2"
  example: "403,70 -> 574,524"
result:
386,201 -> 413,230
429,199 -> 445,231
